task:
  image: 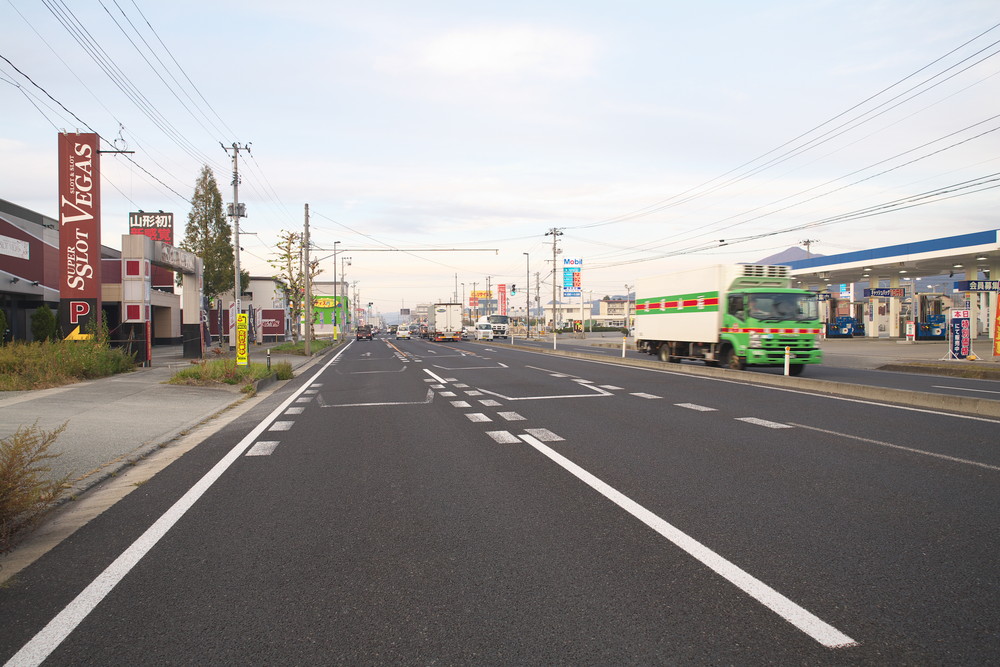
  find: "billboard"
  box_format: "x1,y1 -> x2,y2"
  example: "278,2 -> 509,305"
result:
498,284 -> 507,316
563,257 -> 582,298
58,132 -> 102,339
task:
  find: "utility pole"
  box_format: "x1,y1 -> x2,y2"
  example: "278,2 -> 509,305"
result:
471,282 -> 478,320
486,276 -> 491,317
523,252 -> 530,338
534,271 -> 540,331
801,239 -> 820,258
303,203 -> 311,356
223,142 -> 250,347
545,228 -> 563,332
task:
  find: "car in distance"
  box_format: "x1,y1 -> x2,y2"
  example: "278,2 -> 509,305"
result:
396,326 -> 411,339
356,325 -> 373,340
475,322 -> 494,340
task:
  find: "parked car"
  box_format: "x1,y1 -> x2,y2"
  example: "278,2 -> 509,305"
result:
475,322 -> 494,340
356,325 -> 373,340
395,327 -> 411,339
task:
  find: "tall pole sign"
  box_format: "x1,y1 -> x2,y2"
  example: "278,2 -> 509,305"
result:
58,132 -> 102,339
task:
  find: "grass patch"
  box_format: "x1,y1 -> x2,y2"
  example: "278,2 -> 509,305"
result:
0,340 -> 136,391
1,422 -> 70,555
267,339 -> 334,355
168,358 -> 275,391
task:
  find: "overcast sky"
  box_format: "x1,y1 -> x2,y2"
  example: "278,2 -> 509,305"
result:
3,0 -> 999,315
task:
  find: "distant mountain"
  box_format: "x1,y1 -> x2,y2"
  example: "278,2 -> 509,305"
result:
755,246 -> 821,265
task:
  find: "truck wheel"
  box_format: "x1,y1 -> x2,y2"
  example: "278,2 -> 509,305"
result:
657,346 -> 670,362
720,346 -> 746,370
788,364 -> 805,376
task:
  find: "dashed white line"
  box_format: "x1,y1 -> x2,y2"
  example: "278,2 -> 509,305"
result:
450,401 -> 471,408
737,417 -> 793,429
284,407 -> 304,415
524,428 -> 563,442
294,397 -> 312,403
676,403 -> 717,412
498,412 -> 526,421
439,391 -> 456,397
453,383 -> 470,388
303,389 -> 319,395
245,441 -> 280,456
630,392 -> 661,399
486,431 -> 521,444
479,399 -> 502,407
268,421 -> 294,431
465,390 -> 484,396
517,433 -> 857,649
599,385 -> 623,390
466,413 -> 492,422
429,384 -> 445,389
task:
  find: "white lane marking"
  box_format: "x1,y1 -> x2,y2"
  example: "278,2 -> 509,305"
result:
550,374 -> 569,378
518,433 -> 858,649
465,390 -> 484,396
439,391 -> 456,397
423,378 -> 435,382
5,342 -> 356,666
487,431 -> 521,444
445,378 -> 458,382
284,407 -> 304,415
599,385 -> 624,390
478,383 -> 612,402
498,412 -> 526,421
295,397 -> 312,403
676,403 -> 717,412
423,369 -> 448,383
573,379 -> 594,384
310,383 -> 323,387
466,413 -> 492,422
319,388 -> 435,408
453,383 -> 470,388
245,441 -> 280,456
479,399 -> 502,407
268,421 -> 294,431
303,389 -> 319,395
450,401 -> 471,408
737,417 -> 793,429
630,392 -> 661,399
788,422 -> 1000,472
932,385 -> 1000,395
526,365 -> 579,378
429,384 -> 445,389
524,428 -> 563,442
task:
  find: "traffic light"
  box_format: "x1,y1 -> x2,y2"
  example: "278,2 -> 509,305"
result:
510,284 -> 517,295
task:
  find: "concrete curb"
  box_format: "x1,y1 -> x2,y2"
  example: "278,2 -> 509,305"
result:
493,342 -> 1000,419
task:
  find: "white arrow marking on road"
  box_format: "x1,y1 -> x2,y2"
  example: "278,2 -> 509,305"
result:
518,433 -> 858,649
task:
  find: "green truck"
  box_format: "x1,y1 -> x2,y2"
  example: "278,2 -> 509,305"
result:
634,264 -> 823,375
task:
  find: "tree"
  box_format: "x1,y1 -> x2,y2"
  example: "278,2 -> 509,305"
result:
179,166 -> 247,301
268,230 -> 323,342
31,304 -> 58,342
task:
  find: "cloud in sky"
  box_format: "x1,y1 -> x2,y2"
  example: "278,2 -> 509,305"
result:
2,0 -> 999,314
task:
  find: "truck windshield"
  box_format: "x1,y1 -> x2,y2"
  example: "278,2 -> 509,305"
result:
487,315 -> 509,324
745,293 -> 819,322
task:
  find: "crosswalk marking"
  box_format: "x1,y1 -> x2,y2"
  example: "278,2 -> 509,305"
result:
524,428 -> 563,442
439,391 -> 456,397
498,412 -> 526,421
450,401 -> 471,408
269,421 -> 294,431
246,441 -> 280,456
466,413 -> 492,422
479,399 -> 502,407
486,431 -> 521,444
284,407 -> 304,415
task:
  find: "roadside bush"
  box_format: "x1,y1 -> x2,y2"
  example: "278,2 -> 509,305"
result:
0,422 -> 70,555
30,304 -> 58,342
274,361 -> 294,380
0,308 -> 8,345
0,339 -> 136,391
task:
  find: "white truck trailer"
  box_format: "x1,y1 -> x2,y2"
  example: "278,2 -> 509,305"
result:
429,303 -> 464,342
634,264 -> 823,374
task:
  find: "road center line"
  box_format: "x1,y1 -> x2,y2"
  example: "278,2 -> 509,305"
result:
787,422 -> 1000,472
5,342 -> 354,667
518,433 -> 858,650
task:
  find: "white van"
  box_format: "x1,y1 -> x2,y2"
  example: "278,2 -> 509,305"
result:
474,322 -> 494,340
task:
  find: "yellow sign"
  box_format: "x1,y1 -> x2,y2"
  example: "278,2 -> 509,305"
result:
236,313 -> 249,366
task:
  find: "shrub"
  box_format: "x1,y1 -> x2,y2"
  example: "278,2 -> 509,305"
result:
274,361 -> 294,380
30,304 -> 58,342
0,308 -> 8,345
0,422 -> 70,555
0,339 -> 135,391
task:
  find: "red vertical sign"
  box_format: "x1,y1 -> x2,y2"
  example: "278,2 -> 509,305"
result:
58,132 -> 102,339
498,284 -> 508,316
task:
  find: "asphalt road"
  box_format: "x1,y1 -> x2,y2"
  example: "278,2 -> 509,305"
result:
2,337 -> 998,665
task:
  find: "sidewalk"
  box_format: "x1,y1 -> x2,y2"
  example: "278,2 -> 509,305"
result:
0,341 -> 334,497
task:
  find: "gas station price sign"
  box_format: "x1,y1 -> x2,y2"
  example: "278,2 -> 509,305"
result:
950,309 -> 971,360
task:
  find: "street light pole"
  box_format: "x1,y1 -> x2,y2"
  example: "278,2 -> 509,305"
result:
523,252 -> 530,338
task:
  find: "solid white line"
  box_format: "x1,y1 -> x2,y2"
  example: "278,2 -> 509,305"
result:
423,369 -> 448,384
245,441 -> 280,456
736,417 -> 793,429
5,343 -> 354,667
787,422 -> 1000,472
517,433 -> 858,649
932,385 -> 1000,395
675,403 -> 717,412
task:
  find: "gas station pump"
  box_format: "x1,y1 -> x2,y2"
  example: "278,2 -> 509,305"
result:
914,293 -> 950,340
